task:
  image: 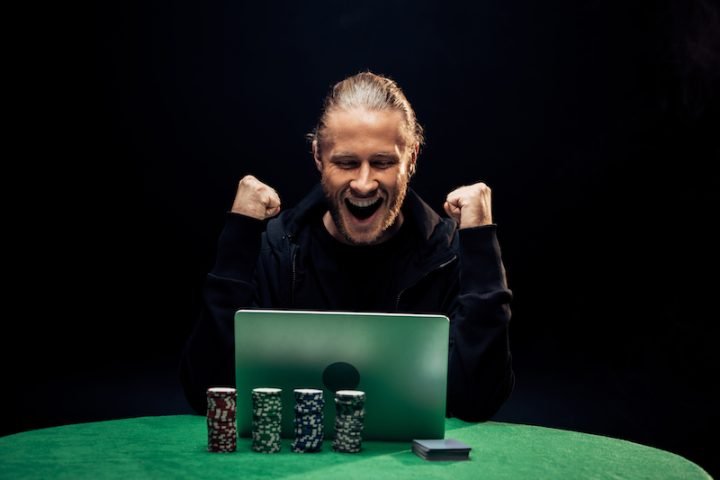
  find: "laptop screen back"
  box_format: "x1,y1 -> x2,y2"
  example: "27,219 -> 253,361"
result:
234,309 -> 449,441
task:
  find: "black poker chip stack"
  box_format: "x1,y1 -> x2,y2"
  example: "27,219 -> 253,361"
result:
332,390 -> 366,453
251,387 -> 283,453
206,387 -> 237,453
291,389 -> 325,453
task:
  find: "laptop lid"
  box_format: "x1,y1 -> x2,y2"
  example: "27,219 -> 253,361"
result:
234,309 -> 449,441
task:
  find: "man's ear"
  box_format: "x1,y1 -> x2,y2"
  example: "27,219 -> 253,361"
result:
312,140 -> 322,172
408,143 -> 419,177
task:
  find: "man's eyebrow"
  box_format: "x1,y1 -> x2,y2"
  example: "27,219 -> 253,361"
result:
329,152 -> 400,160
370,153 -> 399,159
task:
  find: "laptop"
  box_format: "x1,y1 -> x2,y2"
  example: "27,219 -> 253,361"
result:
234,309 -> 449,441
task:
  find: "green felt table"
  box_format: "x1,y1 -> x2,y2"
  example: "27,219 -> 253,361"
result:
0,415 -> 711,479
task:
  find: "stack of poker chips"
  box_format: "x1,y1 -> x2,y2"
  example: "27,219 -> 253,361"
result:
291,389 -> 325,453
332,390 -> 366,453
206,387 -> 237,453
251,387 -> 283,453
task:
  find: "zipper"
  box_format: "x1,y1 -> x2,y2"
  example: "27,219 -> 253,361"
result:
395,255 -> 457,310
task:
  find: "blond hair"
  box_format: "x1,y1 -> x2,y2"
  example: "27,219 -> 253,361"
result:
310,71 -> 424,158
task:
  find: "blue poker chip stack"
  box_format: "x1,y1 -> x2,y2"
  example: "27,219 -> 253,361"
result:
332,390 -> 365,453
251,388 -> 283,453
291,388 -> 325,453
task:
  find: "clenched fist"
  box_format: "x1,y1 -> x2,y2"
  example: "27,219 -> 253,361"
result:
231,175 -> 281,220
444,182 -> 493,229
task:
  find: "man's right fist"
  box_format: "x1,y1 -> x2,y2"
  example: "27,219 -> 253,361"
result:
231,175 -> 281,220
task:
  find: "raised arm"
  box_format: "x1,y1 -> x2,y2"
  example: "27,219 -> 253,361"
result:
180,176 -> 281,413
444,183 -> 514,421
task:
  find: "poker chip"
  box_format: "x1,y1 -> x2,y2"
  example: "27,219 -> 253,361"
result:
206,386 -> 366,455
206,387 -> 237,453
291,389 -> 325,453
332,390 -> 365,453
251,387 -> 283,453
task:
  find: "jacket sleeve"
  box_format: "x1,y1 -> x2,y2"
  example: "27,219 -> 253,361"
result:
179,213 -> 266,414
446,224 -> 514,422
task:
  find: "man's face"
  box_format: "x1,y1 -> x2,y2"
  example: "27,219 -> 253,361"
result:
315,108 -> 415,245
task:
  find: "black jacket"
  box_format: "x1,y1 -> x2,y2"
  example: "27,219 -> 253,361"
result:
181,186 -> 514,421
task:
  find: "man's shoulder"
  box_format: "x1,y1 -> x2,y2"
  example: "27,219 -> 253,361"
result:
404,189 -> 458,246
265,185 -> 326,241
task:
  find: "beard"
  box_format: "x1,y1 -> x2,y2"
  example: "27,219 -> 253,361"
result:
322,175 -> 409,246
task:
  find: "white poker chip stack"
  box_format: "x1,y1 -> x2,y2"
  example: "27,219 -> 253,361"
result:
332,390 -> 366,453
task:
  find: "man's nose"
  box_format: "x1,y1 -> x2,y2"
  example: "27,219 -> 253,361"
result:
350,163 -> 377,195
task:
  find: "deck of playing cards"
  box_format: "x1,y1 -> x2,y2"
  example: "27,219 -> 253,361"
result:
411,438 -> 472,461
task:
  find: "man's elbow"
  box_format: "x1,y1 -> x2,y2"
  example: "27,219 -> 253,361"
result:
179,356 -> 208,416
448,369 -> 515,422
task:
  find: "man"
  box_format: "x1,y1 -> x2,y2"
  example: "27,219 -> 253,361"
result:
181,71 -> 514,422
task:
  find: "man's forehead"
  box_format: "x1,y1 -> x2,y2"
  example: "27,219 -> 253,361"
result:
323,108 -> 408,146
326,107 -> 405,126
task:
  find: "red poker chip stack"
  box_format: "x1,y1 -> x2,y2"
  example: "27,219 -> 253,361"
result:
207,387 -> 237,452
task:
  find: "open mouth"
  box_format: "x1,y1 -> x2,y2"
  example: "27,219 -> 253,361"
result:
345,197 -> 383,220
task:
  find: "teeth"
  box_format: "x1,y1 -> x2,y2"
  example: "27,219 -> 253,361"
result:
347,197 -> 380,208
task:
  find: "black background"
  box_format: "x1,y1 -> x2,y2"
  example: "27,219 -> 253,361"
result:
4,0 -> 718,476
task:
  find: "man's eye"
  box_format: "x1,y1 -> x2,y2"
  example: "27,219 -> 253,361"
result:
337,161 -> 358,169
373,161 -> 394,169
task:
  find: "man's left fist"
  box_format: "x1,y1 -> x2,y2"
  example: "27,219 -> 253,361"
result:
444,182 -> 493,229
